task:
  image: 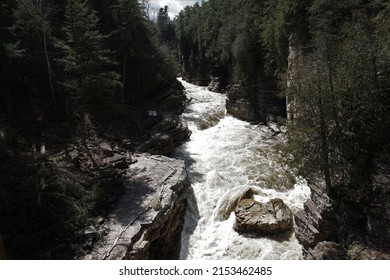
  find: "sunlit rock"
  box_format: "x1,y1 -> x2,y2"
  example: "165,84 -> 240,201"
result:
234,198 -> 293,234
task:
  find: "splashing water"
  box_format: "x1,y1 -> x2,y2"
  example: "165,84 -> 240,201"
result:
174,78 -> 310,260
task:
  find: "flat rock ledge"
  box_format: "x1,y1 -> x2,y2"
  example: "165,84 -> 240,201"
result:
83,153 -> 189,260
234,198 -> 293,235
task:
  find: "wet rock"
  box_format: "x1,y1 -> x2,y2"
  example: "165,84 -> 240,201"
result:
294,181 -> 337,249
234,198 -> 293,234
240,188 -> 254,200
139,115 -> 191,155
267,122 -> 281,135
207,77 -> 225,93
305,241 -> 347,260
169,120 -> 191,142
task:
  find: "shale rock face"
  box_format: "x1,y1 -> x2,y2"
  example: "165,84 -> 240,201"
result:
84,154 -> 189,260
226,84 -> 286,123
294,181 -> 337,249
226,84 -> 257,122
234,198 -> 293,235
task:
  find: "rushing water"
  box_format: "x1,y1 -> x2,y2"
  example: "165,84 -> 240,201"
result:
174,78 -> 311,260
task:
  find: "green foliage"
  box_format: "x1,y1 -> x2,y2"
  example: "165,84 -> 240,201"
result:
109,0 -> 178,105
56,0 -> 121,118
156,5 -> 175,45
176,0 -> 266,83
175,0 -> 313,85
285,0 -> 390,189
0,0 -> 182,260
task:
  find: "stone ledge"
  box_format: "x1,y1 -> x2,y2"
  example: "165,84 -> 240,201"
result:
83,154 -> 189,260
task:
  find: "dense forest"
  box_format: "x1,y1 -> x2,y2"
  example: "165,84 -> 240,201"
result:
0,0 -> 182,259
0,0 -> 389,260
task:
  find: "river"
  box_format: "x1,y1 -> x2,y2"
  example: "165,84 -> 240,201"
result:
174,78 -> 311,260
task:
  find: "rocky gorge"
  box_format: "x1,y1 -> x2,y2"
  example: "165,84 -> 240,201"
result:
77,81 -> 192,259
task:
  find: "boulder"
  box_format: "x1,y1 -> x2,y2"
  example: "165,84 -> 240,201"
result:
234,198 -> 293,235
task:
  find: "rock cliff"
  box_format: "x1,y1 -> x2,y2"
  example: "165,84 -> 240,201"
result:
84,154 -> 189,260
226,84 -> 286,123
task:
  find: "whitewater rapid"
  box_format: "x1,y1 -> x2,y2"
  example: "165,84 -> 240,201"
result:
174,78 -> 310,260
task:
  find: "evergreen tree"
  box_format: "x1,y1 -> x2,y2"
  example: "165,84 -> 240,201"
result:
111,0 -> 143,103
12,0 -> 58,123
56,0 -> 120,122
285,0 -> 390,191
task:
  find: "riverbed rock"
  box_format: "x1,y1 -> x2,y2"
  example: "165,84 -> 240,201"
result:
294,181 -> 337,249
84,154 -> 189,260
234,198 -> 293,234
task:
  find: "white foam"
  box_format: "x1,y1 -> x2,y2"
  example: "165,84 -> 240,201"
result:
175,79 -> 310,260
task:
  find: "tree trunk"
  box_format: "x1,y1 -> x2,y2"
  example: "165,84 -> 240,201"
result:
42,25 -> 56,104
319,98 -> 332,193
136,62 -> 141,106
121,53 -> 127,103
316,65 -> 332,193
0,232 -> 7,260
1,62 -> 13,123
38,1 -> 56,104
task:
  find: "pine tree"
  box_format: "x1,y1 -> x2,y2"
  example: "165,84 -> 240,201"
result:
13,0 -> 56,104
56,0 -> 120,120
111,0 -> 146,104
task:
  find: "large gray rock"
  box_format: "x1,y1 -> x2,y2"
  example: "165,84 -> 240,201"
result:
83,154 -> 189,260
234,198 -> 293,234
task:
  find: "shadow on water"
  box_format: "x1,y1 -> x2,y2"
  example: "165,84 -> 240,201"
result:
179,185 -> 199,259
172,137 -> 202,259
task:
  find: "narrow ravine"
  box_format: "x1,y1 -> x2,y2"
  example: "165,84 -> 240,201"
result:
174,79 -> 311,260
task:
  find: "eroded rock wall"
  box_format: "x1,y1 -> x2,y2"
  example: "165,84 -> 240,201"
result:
84,154 -> 189,260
